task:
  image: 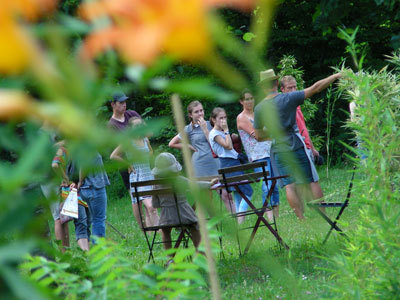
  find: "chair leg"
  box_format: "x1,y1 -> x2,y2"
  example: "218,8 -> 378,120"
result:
271,214 -> 282,250
322,166 -> 356,244
218,190 -> 225,259
322,205 -> 350,244
106,221 -> 126,239
234,183 -> 289,253
174,229 -> 186,248
147,231 -> 158,263
323,223 -> 349,244
216,223 -> 225,259
243,217 -> 262,255
310,205 -> 349,244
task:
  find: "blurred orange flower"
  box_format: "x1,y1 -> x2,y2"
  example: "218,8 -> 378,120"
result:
80,0 -> 255,65
0,0 -> 56,74
0,90 -> 37,120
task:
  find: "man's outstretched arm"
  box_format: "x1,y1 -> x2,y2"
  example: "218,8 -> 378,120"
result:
304,73 -> 342,99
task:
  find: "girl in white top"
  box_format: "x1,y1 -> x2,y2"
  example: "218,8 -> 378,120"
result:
110,117 -> 159,229
209,107 -> 253,223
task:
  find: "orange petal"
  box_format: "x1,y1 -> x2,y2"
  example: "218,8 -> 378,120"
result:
118,26 -> 166,65
81,28 -> 120,59
164,25 -> 211,62
163,0 -> 211,61
1,0 -> 56,20
0,19 -> 31,74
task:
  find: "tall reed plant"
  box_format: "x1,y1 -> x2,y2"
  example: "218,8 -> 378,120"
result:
325,30 -> 400,299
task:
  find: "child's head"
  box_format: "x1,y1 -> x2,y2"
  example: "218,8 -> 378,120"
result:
129,117 -> 143,127
151,152 -> 182,177
210,107 -> 226,127
187,100 -> 204,123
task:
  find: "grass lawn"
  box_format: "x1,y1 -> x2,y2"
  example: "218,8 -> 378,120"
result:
56,166 -> 358,299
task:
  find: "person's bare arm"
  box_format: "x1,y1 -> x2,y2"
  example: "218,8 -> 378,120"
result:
254,128 -> 270,142
309,138 -> 319,157
237,114 -> 255,137
304,73 -> 342,99
214,134 -> 233,150
110,145 -> 125,161
169,133 -> 197,152
146,137 -> 154,156
78,169 -> 84,190
168,134 -> 182,149
52,147 -> 69,185
110,145 -> 134,173
198,117 -> 210,137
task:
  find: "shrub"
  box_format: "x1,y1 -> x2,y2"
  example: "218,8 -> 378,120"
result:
325,44 -> 400,298
22,239 -> 210,300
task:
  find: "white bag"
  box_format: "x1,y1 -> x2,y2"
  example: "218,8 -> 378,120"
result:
60,188 -> 79,219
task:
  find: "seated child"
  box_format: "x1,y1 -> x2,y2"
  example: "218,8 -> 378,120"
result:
151,152 -> 217,252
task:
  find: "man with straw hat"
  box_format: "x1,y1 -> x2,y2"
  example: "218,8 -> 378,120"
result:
253,68 -> 341,219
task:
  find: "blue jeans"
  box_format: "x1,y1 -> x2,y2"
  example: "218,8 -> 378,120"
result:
253,157 -> 280,207
80,187 -> 107,239
74,204 -> 91,240
273,148 -> 313,186
219,157 -> 253,213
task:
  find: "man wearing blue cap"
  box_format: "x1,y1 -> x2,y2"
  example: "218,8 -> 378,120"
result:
108,92 -> 141,190
108,92 -> 141,131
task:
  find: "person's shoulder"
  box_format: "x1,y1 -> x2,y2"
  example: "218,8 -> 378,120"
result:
107,118 -> 122,131
209,128 -> 218,138
236,111 -> 245,121
288,90 -> 305,100
107,117 -> 118,127
255,98 -> 272,111
254,100 -> 264,111
184,123 -> 192,133
126,110 -> 141,118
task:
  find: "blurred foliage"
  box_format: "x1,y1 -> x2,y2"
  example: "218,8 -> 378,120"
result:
58,0 -> 82,14
326,30 -> 400,299
1,0 -> 400,299
21,238 -> 210,299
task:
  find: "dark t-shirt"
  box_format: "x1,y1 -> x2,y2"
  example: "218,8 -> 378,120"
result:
254,91 -> 305,153
108,110 -> 140,131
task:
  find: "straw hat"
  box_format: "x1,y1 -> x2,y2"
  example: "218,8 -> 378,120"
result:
258,69 -> 279,85
151,152 -> 182,175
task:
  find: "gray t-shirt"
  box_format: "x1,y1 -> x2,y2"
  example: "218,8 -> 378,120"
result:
80,152 -> 110,189
254,91 -> 305,153
179,121 -> 220,177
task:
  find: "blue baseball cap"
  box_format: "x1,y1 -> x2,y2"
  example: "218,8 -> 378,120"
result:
111,92 -> 129,102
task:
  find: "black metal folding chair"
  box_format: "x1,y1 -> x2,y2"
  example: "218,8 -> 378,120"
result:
195,175 -> 225,259
307,166 -> 356,244
217,161 -> 289,255
131,178 -> 197,263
